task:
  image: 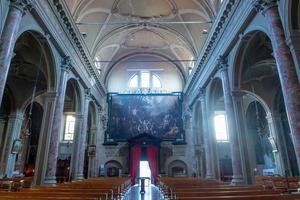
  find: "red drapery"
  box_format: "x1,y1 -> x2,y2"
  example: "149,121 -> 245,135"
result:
146,146 -> 158,184
130,146 -> 141,185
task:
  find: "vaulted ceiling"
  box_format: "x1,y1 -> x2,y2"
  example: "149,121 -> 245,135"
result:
65,0 -> 222,82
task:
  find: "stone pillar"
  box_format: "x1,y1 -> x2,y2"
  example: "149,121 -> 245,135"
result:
231,90 -> 253,183
0,0 -> 32,105
75,89 -> 91,180
185,108 -> 196,176
265,113 -> 284,175
70,113 -> 83,180
0,112 -> 23,177
89,125 -> 97,178
286,33 -> 300,79
95,106 -> 105,177
0,116 -> 7,159
218,56 -> 244,184
34,92 -> 57,185
44,57 -> 72,184
199,88 -> 215,179
14,132 -> 29,173
254,0 -> 300,170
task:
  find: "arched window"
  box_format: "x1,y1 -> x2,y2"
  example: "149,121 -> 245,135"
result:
64,115 -> 76,141
129,74 -> 138,88
128,71 -> 162,89
141,72 -> 150,88
152,74 -> 162,88
214,112 -> 229,142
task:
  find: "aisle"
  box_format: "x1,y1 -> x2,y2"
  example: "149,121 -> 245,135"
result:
123,184 -> 164,200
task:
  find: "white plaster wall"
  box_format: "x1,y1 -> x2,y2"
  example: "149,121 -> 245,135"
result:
106,55 -> 184,92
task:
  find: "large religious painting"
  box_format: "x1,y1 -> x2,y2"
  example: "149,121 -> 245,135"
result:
106,93 -> 184,143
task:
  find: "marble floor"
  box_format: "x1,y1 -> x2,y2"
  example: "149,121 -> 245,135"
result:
122,184 -> 164,200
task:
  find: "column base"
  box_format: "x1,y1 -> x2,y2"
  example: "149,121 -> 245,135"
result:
231,175 -> 244,185
206,173 -> 215,179
74,174 -> 84,180
44,176 -> 57,185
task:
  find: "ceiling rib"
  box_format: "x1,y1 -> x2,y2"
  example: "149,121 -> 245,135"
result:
76,21 -> 213,26
95,59 -> 196,63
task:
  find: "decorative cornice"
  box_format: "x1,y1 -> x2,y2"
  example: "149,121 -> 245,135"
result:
185,0 -> 235,94
52,0 -> 106,95
252,0 -> 278,14
10,0 -> 33,13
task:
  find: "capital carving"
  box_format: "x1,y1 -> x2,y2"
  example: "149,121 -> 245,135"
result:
84,88 -> 91,99
217,55 -> 228,71
10,0 -> 33,13
97,106 -> 102,115
198,88 -> 206,101
185,107 -> 192,119
252,0 -> 278,14
231,90 -> 244,101
61,56 -> 73,72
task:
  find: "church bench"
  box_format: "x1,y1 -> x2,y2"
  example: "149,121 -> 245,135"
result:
169,193 -> 300,200
0,178 -> 130,200
0,177 -> 33,191
13,189 -> 113,198
158,177 -> 300,200
173,187 -> 269,191
174,190 -> 281,197
0,196 -> 100,200
255,176 -> 300,192
0,190 -> 111,200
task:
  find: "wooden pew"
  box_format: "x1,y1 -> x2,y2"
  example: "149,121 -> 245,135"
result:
158,177 -> 300,200
0,177 -> 131,200
255,176 -> 300,192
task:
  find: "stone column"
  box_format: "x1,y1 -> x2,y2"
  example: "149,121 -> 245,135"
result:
89,125 -> 97,178
70,113 -> 83,180
34,92 -> 57,185
265,113 -> 284,175
44,57 -> 72,184
185,108 -> 196,176
254,0 -> 300,170
0,116 -> 7,159
75,89 -> 91,180
218,56 -> 244,184
199,88 -> 215,179
231,90 -> 252,183
286,33 -> 300,79
95,106 -> 105,177
14,132 -> 29,173
0,0 -> 32,105
0,112 -> 23,177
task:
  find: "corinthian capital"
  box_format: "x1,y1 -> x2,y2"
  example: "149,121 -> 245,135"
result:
10,0 -> 33,13
61,56 -> 73,72
217,55 -> 228,71
84,88 -> 91,99
198,87 -> 206,101
252,0 -> 278,14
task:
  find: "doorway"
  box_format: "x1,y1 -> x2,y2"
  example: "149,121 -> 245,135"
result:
139,160 -> 151,186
